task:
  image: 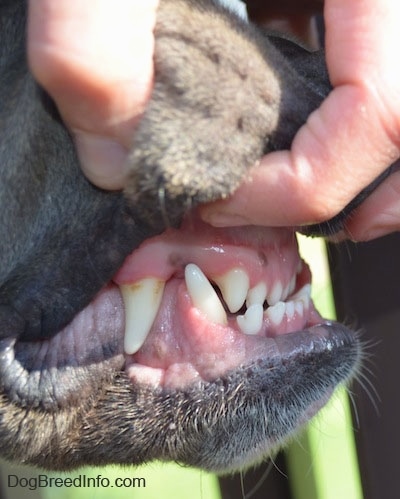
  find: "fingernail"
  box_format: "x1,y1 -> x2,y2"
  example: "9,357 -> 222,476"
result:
74,132 -> 129,190
201,210 -> 250,227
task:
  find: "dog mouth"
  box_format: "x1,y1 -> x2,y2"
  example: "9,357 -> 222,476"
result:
0,209 -> 361,473
1,212 -> 358,411
113,214 -> 322,389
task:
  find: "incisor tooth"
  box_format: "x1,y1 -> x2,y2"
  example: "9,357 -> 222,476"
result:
285,301 -> 295,319
246,282 -> 267,308
295,301 -> 304,316
237,304 -> 263,335
268,281 -> 283,306
266,301 -> 285,325
185,264 -> 228,325
292,284 -> 311,307
120,278 -> 165,355
214,268 -> 249,313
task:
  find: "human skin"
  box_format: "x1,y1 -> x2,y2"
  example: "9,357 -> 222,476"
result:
28,0 -> 400,242
202,0 -> 400,241
27,0 -> 159,190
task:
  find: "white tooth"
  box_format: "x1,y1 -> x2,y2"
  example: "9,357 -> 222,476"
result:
282,275 -> 297,302
120,278 -> 165,355
294,300 -> 304,316
291,284 -> 311,308
266,301 -> 285,325
214,268 -> 250,313
285,301 -> 295,319
185,264 -> 228,325
237,304 -> 263,335
267,281 -> 283,306
246,282 -> 267,308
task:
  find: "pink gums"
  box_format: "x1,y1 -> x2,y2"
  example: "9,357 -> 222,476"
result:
111,216 -> 323,390
114,215 -> 301,290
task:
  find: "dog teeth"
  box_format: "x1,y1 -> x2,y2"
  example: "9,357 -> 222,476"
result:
266,284 -> 311,326
120,279 -> 165,355
267,281 -> 283,306
295,301 -> 304,316
185,264 -> 228,325
213,268 -> 250,313
266,301 -> 286,325
283,275 -> 297,300
237,304 -> 263,335
119,264 -> 309,346
246,282 -> 267,308
285,300 -> 295,319
291,284 -> 311,308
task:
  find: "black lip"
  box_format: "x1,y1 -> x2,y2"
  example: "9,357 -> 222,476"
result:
61,321 -> 361,473
302,162 -> 400,237
192,322 -> 361,473
0,320 -> 360,412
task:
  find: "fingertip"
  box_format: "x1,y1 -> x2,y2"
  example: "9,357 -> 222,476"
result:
74,133 -> 129,190
342,170 -> 400,241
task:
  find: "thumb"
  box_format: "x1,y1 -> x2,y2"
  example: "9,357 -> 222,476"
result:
28,0 -> 158,189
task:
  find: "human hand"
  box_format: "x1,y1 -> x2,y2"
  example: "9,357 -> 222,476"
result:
202,0 -> 400,242
28,0 -> 158,190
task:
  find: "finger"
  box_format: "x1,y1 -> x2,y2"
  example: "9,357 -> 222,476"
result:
201,87 -> 400,227
202,0 -> 400,227
28,0 -> 158,189
342,168 -> 400,241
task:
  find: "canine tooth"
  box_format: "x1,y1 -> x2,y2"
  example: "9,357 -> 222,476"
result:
267,281 -> 283,306
266,301 -> 285,325
214,268 -> 250,313
237,304 -> 263,335
120,278 -> 165,355
285,301 -> 295,319
246,282 -> 267,308
185,264 -> 228,325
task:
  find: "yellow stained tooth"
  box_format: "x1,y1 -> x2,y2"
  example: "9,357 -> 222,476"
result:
185,264 -> 228,325
120,278 -> 165,355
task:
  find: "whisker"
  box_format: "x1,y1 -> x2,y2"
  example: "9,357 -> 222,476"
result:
240,459 -> 278,499
158,186 -> 171,228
